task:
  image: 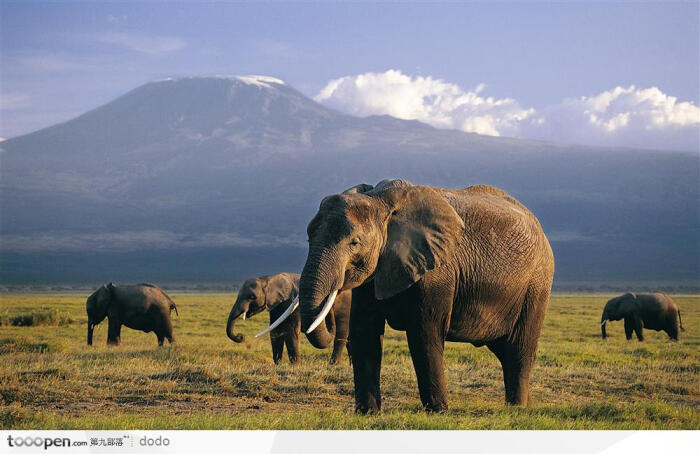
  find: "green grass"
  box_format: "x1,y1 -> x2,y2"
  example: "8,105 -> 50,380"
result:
0,293 -> 697,429
0,307 -> 74,327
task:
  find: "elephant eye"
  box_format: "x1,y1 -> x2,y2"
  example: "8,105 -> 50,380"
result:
349,238 -> 361,246
249,294 -> 256,300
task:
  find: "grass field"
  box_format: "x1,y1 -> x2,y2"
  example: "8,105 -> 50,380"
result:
0,293 -> 698,429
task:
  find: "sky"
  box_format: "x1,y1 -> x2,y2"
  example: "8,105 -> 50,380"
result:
1,1 -> 699,150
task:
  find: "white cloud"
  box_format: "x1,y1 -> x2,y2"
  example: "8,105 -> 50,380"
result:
315,70 -> 533,136
315,70 -> 700,150
96,32 -> 185,55
523,86 -> 700,150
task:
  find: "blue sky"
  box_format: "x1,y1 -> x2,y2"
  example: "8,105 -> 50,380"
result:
1,1 -> 698,149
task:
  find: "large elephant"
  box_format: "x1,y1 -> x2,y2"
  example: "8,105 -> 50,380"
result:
226,273 -> 352,364
601,292 -> 684,341
86,283 -> 178,346
290,179 -> 554,413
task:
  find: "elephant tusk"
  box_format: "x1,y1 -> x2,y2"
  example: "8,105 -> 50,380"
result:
242,312 -> 246,321
254,296 -> 299,338
601,319 -> 607,326
305,290 -> 338,334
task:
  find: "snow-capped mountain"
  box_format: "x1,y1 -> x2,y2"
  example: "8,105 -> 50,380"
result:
1,76 -> 697,287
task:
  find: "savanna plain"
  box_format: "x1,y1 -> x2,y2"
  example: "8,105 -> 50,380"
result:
1,293 -> 698,429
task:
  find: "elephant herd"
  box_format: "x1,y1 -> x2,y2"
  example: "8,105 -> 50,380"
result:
85,179 -> 686,413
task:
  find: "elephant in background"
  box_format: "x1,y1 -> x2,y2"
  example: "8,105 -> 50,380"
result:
601,292 -> 684,341
295,179 -> 554,413
226,273 -> 352,364
86,283 -> 178,346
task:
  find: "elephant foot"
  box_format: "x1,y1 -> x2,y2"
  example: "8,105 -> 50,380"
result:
423,402 -> 448,413
505,392 -> 530,406
355,394 -> 381,414
355,404 -> 380,415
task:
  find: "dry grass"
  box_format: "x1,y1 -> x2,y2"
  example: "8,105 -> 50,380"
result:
0,293 -> 697,429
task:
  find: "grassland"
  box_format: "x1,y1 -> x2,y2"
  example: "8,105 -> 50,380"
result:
0,293 -> 697,429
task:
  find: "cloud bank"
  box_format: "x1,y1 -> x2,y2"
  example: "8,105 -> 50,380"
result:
316,70 -> 700,150
315,70 -> 534,137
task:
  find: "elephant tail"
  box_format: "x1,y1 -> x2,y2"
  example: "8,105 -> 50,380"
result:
678,310 -> 685,331
157,288 -> 179,316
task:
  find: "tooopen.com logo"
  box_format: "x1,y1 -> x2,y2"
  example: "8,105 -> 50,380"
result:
7,435 -> 87,450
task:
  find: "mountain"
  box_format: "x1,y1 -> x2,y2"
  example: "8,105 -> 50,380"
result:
1,76 -> 698,290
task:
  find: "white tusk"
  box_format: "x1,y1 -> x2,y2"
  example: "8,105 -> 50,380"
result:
601,319 -> 607,326
254,296 -> 299,338
305,290 -> 338,334
242,312 -> 246,321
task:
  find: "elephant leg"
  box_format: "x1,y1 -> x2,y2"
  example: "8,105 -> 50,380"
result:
666,328 -> 679,341
284,331 -> 299,364
633,317 -> 644,341
350,284 -> 385,414
107,318 -> 121,345
156,332 -> 165,346
487,337 -> 533,405
488,285 -> 548,406
270,333 -> 285,365
160,314 -> 175,344
624,317 -> 634,340
346,340 -> 352,366
405,274 -> 454,412
665,320 -> 679,341
329,338 -> 347,365
406,318 -> 448,412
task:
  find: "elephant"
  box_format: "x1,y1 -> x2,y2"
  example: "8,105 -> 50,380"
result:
283,179 -> 554,413
226,273 -> 352,364
601,292 -> 684,341
86,283 -> 178,346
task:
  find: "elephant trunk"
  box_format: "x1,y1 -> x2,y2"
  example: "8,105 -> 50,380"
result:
226,306 -> 245,343
601,314 -> 608,339
87,321 -> 94,345
299,249 -> 340,349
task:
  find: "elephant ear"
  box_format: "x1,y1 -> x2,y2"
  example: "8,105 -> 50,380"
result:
373,186 -> 465,300
616,293 -> 637,315
94,284 -> 113,318
265,274 -> 298,311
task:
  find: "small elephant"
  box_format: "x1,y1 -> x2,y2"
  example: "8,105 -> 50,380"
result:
601,292 -> 684,341
86,283 -> 178,346
226,273 -> 352,364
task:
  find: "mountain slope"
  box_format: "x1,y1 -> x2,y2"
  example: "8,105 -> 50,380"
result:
1,76 -> 697,288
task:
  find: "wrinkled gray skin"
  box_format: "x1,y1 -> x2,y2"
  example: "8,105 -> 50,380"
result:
86,283 -> 178,346
601,292 -> 684,341
226,273 -> 352,364
298,179 -> 554,413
